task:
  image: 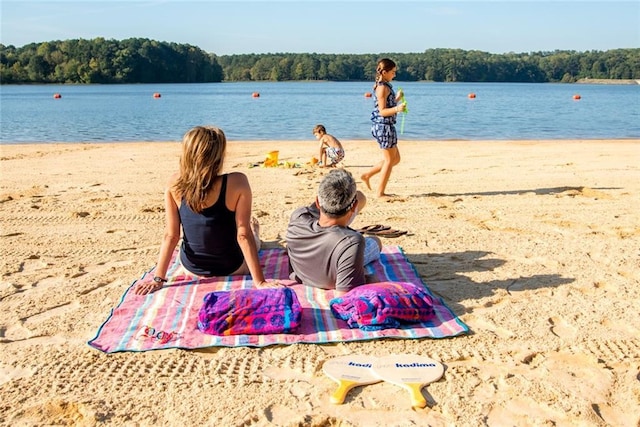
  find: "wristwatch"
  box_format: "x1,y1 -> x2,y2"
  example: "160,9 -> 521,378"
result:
153,276 -> 168,284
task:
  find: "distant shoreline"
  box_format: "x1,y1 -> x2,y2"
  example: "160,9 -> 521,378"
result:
3,79 -> 640,86
575,78 -> 639,85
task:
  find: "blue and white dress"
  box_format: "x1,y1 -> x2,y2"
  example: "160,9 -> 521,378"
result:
370,81 -> 398,149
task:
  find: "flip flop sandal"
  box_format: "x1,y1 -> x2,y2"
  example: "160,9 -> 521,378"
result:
357,224 -> 390,234
365,227 -> 392,236
375,229 -> 408,238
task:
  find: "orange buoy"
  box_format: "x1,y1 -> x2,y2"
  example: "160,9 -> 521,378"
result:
573,94 -> 581,100
364,92 -> 372,98
468,93 -> 476,99
153,93 -> 161,98
53,93 -> 62,99
252,92 -> 260,98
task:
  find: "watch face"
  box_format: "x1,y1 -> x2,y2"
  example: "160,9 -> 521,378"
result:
154,277 -> 162,283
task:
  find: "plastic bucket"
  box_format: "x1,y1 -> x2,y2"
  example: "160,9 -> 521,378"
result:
267,151 -> 279,163
264,150 -> 279,167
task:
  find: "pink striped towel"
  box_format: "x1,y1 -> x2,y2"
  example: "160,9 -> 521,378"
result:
88,246 -> 469,352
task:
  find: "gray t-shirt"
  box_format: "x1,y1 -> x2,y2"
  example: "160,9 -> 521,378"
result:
285,203 -> 365,293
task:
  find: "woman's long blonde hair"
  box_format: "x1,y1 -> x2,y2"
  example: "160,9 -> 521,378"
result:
173,126 -> 226,213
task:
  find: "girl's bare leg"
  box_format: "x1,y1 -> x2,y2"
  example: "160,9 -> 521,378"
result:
377,146 -> 399,197
361,160 -> 383,190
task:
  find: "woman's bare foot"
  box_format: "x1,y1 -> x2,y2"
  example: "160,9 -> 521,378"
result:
361,174 -> 372,190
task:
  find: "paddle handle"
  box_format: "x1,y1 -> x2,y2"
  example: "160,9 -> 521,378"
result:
330,379 -> 357,404
406,383 -> 427,408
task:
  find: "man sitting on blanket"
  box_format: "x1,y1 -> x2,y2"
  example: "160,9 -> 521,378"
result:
286,169 -> 381,296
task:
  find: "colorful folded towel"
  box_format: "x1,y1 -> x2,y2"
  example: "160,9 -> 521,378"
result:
197,287 -> 302,336
329,281 -> 436,331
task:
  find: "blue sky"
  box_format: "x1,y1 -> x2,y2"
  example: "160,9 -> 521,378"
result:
1,1 -> 638,55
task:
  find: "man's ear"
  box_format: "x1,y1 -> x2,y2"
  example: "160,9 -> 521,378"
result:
315,197 -> 321,209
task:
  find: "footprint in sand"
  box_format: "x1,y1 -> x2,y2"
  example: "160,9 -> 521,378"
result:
542,352 -> 613,402
2,300 -> 80,342
464,314 -> 515,339
20,400 -> 98,426
23,301 -> 81,328
289,382 -> 313,400
264,404 -> 307,424
0,282 -> 21,300
556,186 -> 612,200
380,194 -> 407,203
0,365 -> 35,386
548,316 -> 578,340
262,366 -> 312,382
601,317 -> 639,338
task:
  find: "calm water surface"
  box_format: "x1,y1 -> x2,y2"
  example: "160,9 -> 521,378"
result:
1,82 -> 638,143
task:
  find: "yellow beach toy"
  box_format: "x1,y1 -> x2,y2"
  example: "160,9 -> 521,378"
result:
263,150 -> 279,167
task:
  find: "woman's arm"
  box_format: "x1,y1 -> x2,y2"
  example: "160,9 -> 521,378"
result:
134,176 -> 181,295
230,173 -> 267,286
154,186 -> 181,279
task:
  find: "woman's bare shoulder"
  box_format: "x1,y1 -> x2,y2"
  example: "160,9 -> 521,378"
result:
166,172 -> 180,187
226,172 -> 251,188
226,171 -> 248,180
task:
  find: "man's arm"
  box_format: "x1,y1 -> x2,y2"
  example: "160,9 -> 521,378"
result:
333,234 -> 366,296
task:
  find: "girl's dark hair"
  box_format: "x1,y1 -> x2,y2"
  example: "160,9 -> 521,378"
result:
374,58 -> 396,88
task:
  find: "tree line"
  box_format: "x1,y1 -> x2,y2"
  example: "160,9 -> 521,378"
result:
1,37 -> 638,84
0,38 -> 223,84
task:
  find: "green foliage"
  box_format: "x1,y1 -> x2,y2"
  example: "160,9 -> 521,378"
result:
1,38 -> 638,84
216,49 -> 639,83
0,38 -> 222,84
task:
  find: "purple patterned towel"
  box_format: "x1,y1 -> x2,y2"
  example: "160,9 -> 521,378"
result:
329,281 -> 436,331
197,287 -> 301,336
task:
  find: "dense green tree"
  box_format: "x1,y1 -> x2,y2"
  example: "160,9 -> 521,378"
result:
1,39 -> 638,84
0,38 -> 222,84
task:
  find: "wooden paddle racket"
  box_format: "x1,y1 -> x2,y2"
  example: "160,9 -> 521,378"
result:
372,354 -> 444,408
322,355 -> 381,404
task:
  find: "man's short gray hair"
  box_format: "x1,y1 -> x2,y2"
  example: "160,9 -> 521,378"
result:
317,169 -> 357,217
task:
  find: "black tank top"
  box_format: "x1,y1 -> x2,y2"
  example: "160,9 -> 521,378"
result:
178,174 -> 244,276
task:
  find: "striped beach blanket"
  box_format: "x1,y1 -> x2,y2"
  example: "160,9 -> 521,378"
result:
88,246 -> 469,353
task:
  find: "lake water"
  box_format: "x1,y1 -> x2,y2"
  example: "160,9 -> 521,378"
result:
1,81 -> 639,143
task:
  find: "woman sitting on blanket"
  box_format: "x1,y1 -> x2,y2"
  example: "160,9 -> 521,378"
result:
134,126 -> 279,295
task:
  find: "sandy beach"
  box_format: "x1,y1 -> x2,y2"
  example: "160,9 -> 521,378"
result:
1,139 -> 639,426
